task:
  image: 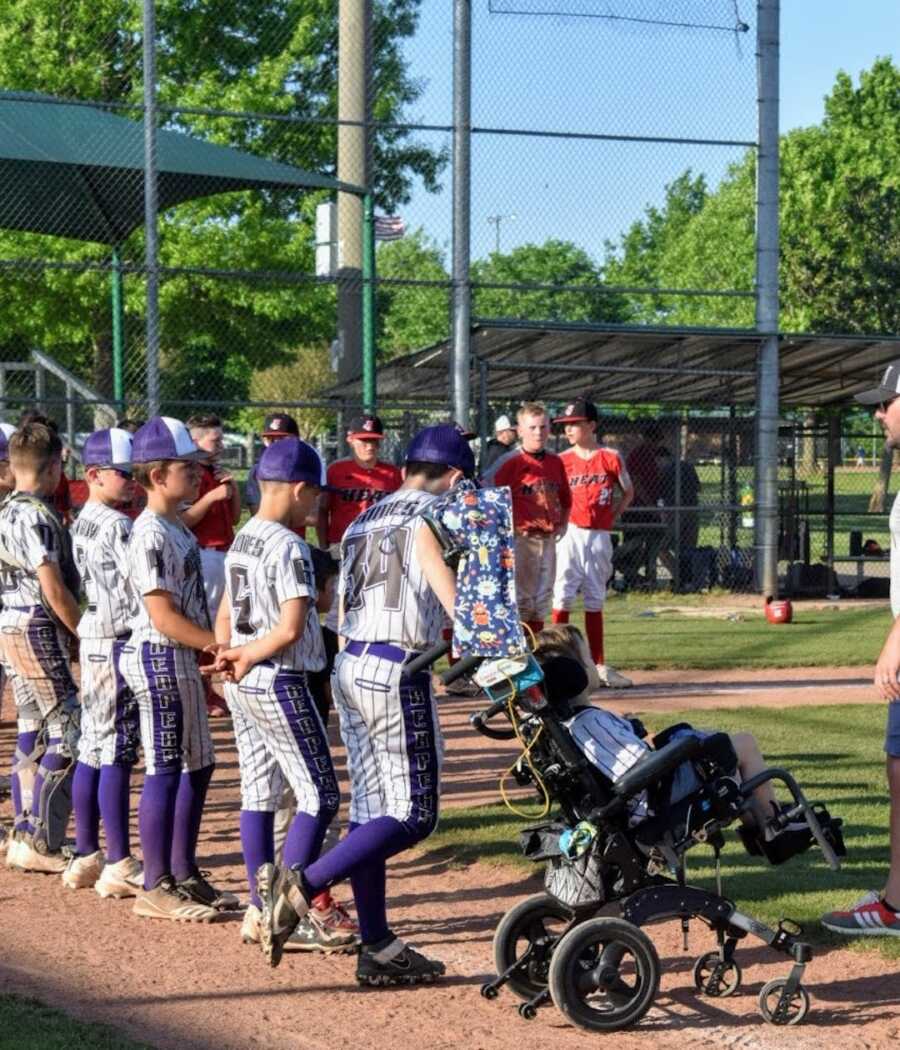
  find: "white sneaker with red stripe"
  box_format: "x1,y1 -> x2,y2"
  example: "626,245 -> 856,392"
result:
821,894 -> 900,937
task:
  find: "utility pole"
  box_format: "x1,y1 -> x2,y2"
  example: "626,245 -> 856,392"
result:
486,213 -> 515,255
336,0 -> 372,392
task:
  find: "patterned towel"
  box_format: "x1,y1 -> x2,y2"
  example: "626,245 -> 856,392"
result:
427,482 -> 525,658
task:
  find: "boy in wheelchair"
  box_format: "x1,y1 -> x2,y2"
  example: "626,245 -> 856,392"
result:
533,624 -> 809,856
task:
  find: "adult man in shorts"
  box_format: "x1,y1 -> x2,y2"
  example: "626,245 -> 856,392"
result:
822,363 -> 900,936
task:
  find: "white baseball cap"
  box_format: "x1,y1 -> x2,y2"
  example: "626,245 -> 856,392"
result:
494,414 -> 514,432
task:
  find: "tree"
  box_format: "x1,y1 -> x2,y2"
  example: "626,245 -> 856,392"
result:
472,240 -> 629,325
376,230 -> 450,356
603,170 -> 708,324
0,1 -> 446,415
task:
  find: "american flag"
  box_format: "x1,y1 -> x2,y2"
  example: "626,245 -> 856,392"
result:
374,214 -> 406,241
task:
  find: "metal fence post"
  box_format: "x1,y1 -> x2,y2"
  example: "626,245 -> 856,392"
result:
362,193 -> 377,412
451,0 -> 472,430
143,0 -> 161,416
754,0 -> 780,598
111,245 -> 125,407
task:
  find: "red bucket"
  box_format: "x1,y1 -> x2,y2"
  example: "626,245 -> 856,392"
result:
764,598 -> 793,624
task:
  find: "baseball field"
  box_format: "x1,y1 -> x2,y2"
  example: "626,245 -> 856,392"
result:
2,599 -> 899,1050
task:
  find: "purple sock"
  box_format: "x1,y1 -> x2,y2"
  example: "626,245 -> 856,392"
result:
283,810 -> 332,872
99,764 -> 132,863
240,810 -> 275,908
350,857 -> 390,945
139,771 -> 179,889
12,730 -> 39,831
304,816 -> 416,892
171,764 -> 214,882
72,762 -> 101,855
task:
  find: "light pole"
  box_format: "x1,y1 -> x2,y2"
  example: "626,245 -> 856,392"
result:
486,212 -> 516,254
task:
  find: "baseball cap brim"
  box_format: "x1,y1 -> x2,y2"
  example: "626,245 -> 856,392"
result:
347,431 -> 385,440
855,385 -> 897,405
552,414 -> 591,424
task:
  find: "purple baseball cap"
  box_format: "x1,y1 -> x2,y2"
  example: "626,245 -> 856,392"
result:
405,424 -> 475,476
0,422 -> 16,461
82,427 -> 133,471
131,416 -> 205,464
257,436 -> 331,488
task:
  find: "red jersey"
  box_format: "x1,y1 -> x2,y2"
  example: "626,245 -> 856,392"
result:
626,440 -> 660,507
486,448 -> 571,534
560,446 -> 631,531
190,463 -> 235,551
54,474 -> 71,521
324,458 -> 402,544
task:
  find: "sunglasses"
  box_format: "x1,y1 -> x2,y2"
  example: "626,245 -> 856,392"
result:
878,397 -> 900,414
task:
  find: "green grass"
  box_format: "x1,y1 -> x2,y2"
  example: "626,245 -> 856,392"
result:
0,996 -> 153,1050
423,703 -> 899,959
568,603 -> 889,669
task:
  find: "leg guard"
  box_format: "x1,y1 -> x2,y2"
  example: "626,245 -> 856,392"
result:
12,738 -> 39,830
31,702 -> 80,853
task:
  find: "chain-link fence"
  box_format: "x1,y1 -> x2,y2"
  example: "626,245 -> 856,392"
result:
0,3 -> 897,598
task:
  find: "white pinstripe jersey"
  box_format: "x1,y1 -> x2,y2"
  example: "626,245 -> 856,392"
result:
224,517 -> 325,672
0,496 -> 63,607
126,509 -> 210,647
73,500 -> 134,639
338,488 -> 444,651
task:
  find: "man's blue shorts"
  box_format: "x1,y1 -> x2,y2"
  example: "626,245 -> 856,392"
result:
887,700 -> 900,758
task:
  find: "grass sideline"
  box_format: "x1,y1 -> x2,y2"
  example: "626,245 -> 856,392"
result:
421,702 -> 900,961
572,603 -> 888,669
0,995 -> 153,1050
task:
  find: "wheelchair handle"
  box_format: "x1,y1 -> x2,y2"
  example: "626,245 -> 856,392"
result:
405,640 -> 451,677
469,695 -> 517,741
441,651 -> 483,686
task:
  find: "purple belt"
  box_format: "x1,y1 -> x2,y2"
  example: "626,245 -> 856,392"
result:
344,640 -> 417,665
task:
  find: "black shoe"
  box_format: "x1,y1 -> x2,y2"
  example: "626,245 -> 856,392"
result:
356,938 -> 446,987
257,863 -> 311,968
176,868 -> 240,911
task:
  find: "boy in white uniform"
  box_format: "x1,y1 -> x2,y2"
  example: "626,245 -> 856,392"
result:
62,428 -> 144,896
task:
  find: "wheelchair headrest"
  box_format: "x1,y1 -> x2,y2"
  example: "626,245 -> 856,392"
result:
538,655 -> 589,710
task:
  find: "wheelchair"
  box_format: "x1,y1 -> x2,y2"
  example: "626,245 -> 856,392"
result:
408,642 -> 847,1034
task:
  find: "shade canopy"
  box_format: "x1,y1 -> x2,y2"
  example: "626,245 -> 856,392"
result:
0,91 -> 361,245
334,321 -> 900,408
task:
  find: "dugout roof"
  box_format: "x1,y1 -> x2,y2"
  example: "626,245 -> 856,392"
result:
0,92 -> 360,245
343,322 -> 900,408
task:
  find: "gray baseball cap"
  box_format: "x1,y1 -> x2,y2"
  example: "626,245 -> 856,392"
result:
855,360 -> 900,405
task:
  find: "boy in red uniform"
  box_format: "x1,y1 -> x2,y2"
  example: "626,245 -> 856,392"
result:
316,414 -> 402,551
182,414 -> 241,717
482,401 -> 571,635
550,398 -> 634,688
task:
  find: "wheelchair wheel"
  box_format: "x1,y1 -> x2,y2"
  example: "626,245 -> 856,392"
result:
493,893 -> 574,1001
758,977 -> 810,1026
692,951 -> 742,997
548,917 -> 660,1032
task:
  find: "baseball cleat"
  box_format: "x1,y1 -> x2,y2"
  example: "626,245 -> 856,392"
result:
4,833 -> 26,869
176,867 -> 240,911
257,862 -> 311,968
62,849 -> 105,889
356,938 -> 446,987
14,839 -> 69,874
290,911 -> 358,954
95,855 -> 144,899
312,893 -> 360,937
596,664 -> 633,689
132,875 -> 218,922
241,904 -> 263,944
0,825 -> 9,855
821,896 -> 900,937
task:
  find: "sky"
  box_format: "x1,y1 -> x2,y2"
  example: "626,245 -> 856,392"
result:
390,1 -> 900,266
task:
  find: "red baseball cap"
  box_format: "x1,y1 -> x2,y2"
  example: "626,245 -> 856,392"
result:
347,414 -> 385,440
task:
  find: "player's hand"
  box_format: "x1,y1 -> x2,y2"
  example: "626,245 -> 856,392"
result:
874,633 -> 900,701
214,645 -> 255,683
209,480 -> 233,503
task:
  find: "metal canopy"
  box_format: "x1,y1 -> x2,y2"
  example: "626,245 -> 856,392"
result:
338,322 -> 900,407
0,92 -> 361,245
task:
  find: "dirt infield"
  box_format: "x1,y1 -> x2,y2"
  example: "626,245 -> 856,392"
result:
1,671 -> 899,1050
